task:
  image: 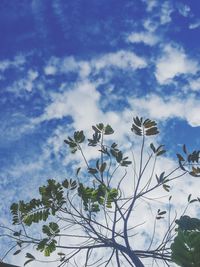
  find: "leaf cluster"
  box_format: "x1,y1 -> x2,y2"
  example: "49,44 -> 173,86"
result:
171,216 -> 200,267
78,183 -> 118,211
64,131 -> 85,153
177,145 -> 200,177
131,117 -> 159,136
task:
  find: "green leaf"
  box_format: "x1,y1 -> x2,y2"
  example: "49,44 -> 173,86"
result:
104,125 -> 114,135
92,125 -> 101,133
96,123 -> 104,131
74,130 -> 85,143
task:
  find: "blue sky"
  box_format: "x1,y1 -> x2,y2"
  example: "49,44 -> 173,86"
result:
1,0 -> 200,265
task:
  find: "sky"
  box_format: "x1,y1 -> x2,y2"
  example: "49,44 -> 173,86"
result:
1,0 -> 200,266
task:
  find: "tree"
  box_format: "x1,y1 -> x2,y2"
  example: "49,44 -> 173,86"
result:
1,117 -> 200,266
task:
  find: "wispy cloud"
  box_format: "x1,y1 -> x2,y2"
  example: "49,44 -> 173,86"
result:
176,3 -> 191,17
0,55 -> 25,72
44,50 -> 147,80
129,94 -> 200,127
159,1 -> 174,25
189,19 -> 200,29
126,31 -> 159,46
155,44 -> 198,84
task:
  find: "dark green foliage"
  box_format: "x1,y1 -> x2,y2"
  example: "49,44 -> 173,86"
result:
175,216 -> 200,231
37,238 -> 57,256
64,130 -> 85,153
10,179 -> 77,226
78,183 -> 118,211
171,216 -> 200,267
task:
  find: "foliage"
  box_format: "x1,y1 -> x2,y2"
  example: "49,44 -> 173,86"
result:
171,216 -> 200,267
1,116 -> 200,267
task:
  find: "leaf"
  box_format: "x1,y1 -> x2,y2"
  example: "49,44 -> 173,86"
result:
183,144 -> 187,154
156,216 -> 164,220
160,172 -> 165,182
134,116 -> 142,127
188,194 -> 192,203
158,211 -> 167,216
24,259 -> 34,266
88,168 -> 98,174
150,143 -> 156,153
99,162 -> 107,173
176,154 -> 184,161
131,124 -> 142,136
163,184 -> 170,192
26,253 -> 35,259
156,150 -> 166,156
146,127 -> 159,136
132,117 -> 159,137
13,250 -> 21,255
62,180 -> 69,189
74,131 -> 85,143
189,199 -> 198,204
92,125 -> 101,133
76,167 -> 81,176
58,252 -> 65,256
13,231 -> 21,236
104,125 -> 114,135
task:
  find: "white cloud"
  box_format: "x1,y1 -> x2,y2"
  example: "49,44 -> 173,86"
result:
189,19 -> 200,29
25,70 -> 38,92
155,45 -> 198,84
129,94 -> 200,127
160,2 -> 174,24
143,18 -> 159,32
33,80 -> 102,128
177,3 -> 191,17
188,77 -> 200,91
93,50 -> 147,70
44,65 -> 57,75
6,69 -> 39,94
126,31 -> 158,46
143,0 -> 158,12
0,55 -> 25,72
44,50 -> 147,80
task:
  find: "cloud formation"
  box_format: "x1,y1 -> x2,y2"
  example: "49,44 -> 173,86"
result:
155,44 -> 198,84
